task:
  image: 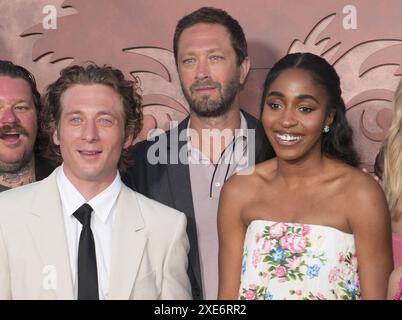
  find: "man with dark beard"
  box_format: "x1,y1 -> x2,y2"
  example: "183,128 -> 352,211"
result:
0,60 -> 54,191
123,7 -> 274,299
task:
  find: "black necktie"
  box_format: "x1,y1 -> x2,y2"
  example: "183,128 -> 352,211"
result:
73,203 -> 99,300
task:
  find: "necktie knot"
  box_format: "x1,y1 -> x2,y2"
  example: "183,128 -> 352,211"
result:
73,203 -> 93,227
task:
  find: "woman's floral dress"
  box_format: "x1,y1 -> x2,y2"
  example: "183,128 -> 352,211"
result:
239,220 -> 360,300
392,277 -> 402,300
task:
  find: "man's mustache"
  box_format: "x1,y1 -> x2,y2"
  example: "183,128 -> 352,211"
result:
190,80 -> 222,93
0,124 -> 29,138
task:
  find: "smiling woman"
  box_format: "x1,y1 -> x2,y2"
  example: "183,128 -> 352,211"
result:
217,53 -> 393,300
262,68 -> 332,162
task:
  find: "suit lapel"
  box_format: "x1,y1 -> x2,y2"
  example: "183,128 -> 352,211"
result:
27,170 -> 74,299
165,118 -> 195,216
165,119 -> 203,298
109,185 -> 146,299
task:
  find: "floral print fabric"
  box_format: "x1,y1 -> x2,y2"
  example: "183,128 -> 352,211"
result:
239,220 -> 360,300
393,278 -> 402,300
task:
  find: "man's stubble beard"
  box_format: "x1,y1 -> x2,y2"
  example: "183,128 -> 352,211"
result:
0,123 -> 35,172
182,70 -> 241,118
0,146 -> 35,173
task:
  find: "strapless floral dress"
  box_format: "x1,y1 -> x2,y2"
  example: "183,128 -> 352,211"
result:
239,220 -> 360,300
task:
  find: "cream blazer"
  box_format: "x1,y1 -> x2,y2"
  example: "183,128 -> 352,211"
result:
0,169 -> 191,299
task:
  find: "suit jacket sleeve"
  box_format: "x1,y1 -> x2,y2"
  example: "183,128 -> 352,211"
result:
161,213 -> 192,299
0,224 -> 11,299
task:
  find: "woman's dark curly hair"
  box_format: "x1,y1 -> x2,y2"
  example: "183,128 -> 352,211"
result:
41,63 -> 143,172
260,52 -> 359,167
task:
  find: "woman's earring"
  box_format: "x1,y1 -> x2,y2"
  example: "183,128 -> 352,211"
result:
323,125 -> 330,133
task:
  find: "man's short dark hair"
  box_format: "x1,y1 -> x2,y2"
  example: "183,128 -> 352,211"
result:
41,63 -> 143,172
173,7 -> 248,66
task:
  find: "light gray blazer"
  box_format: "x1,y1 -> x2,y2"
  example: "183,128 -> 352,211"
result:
0,169 -> 191,299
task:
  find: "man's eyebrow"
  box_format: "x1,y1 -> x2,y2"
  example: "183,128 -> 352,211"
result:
63,110 -> 117,117
181,47 -> 224,57
0,98 -> 31,105
13,99 -> 31,104
63,110 -> 83,116
97,111 -> 115,117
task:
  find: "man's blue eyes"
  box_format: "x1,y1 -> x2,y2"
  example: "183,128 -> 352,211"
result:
68,118 -> 113,124
182,55 -> 223,64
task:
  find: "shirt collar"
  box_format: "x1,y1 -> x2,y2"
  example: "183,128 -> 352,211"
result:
237,112 -> 249,138
187,112 -> 248,141
56,164 -> 122,224
186,112 -> 249,162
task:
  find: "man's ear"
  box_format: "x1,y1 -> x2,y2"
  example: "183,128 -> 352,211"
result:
52,126 -> 60,146
123,130 -> 134,149
239,56 -> 251,85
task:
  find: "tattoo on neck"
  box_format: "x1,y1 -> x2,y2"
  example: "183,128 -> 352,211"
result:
0,158 -> 36,188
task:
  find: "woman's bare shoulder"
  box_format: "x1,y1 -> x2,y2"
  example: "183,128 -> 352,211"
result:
222,158 -> 277,200
231,158 -> 276,183
326,159 -> 383,196
328,159 -> 389,225
340,163 -> 384,200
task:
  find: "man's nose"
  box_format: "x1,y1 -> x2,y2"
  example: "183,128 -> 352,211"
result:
81,120 -> 100,142
195,58 -> 210,81
0,107 -> 19,124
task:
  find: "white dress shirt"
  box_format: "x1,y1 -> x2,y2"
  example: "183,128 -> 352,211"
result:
56,165 -> 121,300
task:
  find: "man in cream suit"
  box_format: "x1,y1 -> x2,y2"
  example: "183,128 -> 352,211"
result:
0,64 -> 191,300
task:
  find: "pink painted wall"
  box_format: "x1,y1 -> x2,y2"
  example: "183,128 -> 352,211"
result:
1,0 -> 401,171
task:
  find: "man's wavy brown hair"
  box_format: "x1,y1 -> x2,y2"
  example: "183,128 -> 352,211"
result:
40,63 -> 143,172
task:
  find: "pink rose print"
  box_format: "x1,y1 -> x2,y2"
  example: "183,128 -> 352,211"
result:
275,266 -> 287,277
269,223 -> 288,238
280,235 -> 306,254
350,254 -> 358,269
341,267 -> 352,277
255,232 -> 262,244
252,249 -> 261,268
286,256 -> 302,270
244,289 -> 256,300
328,267 -> 340,283
354,272 -> 360,285
302,225 -> 311,236
262,240 -> 272,252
